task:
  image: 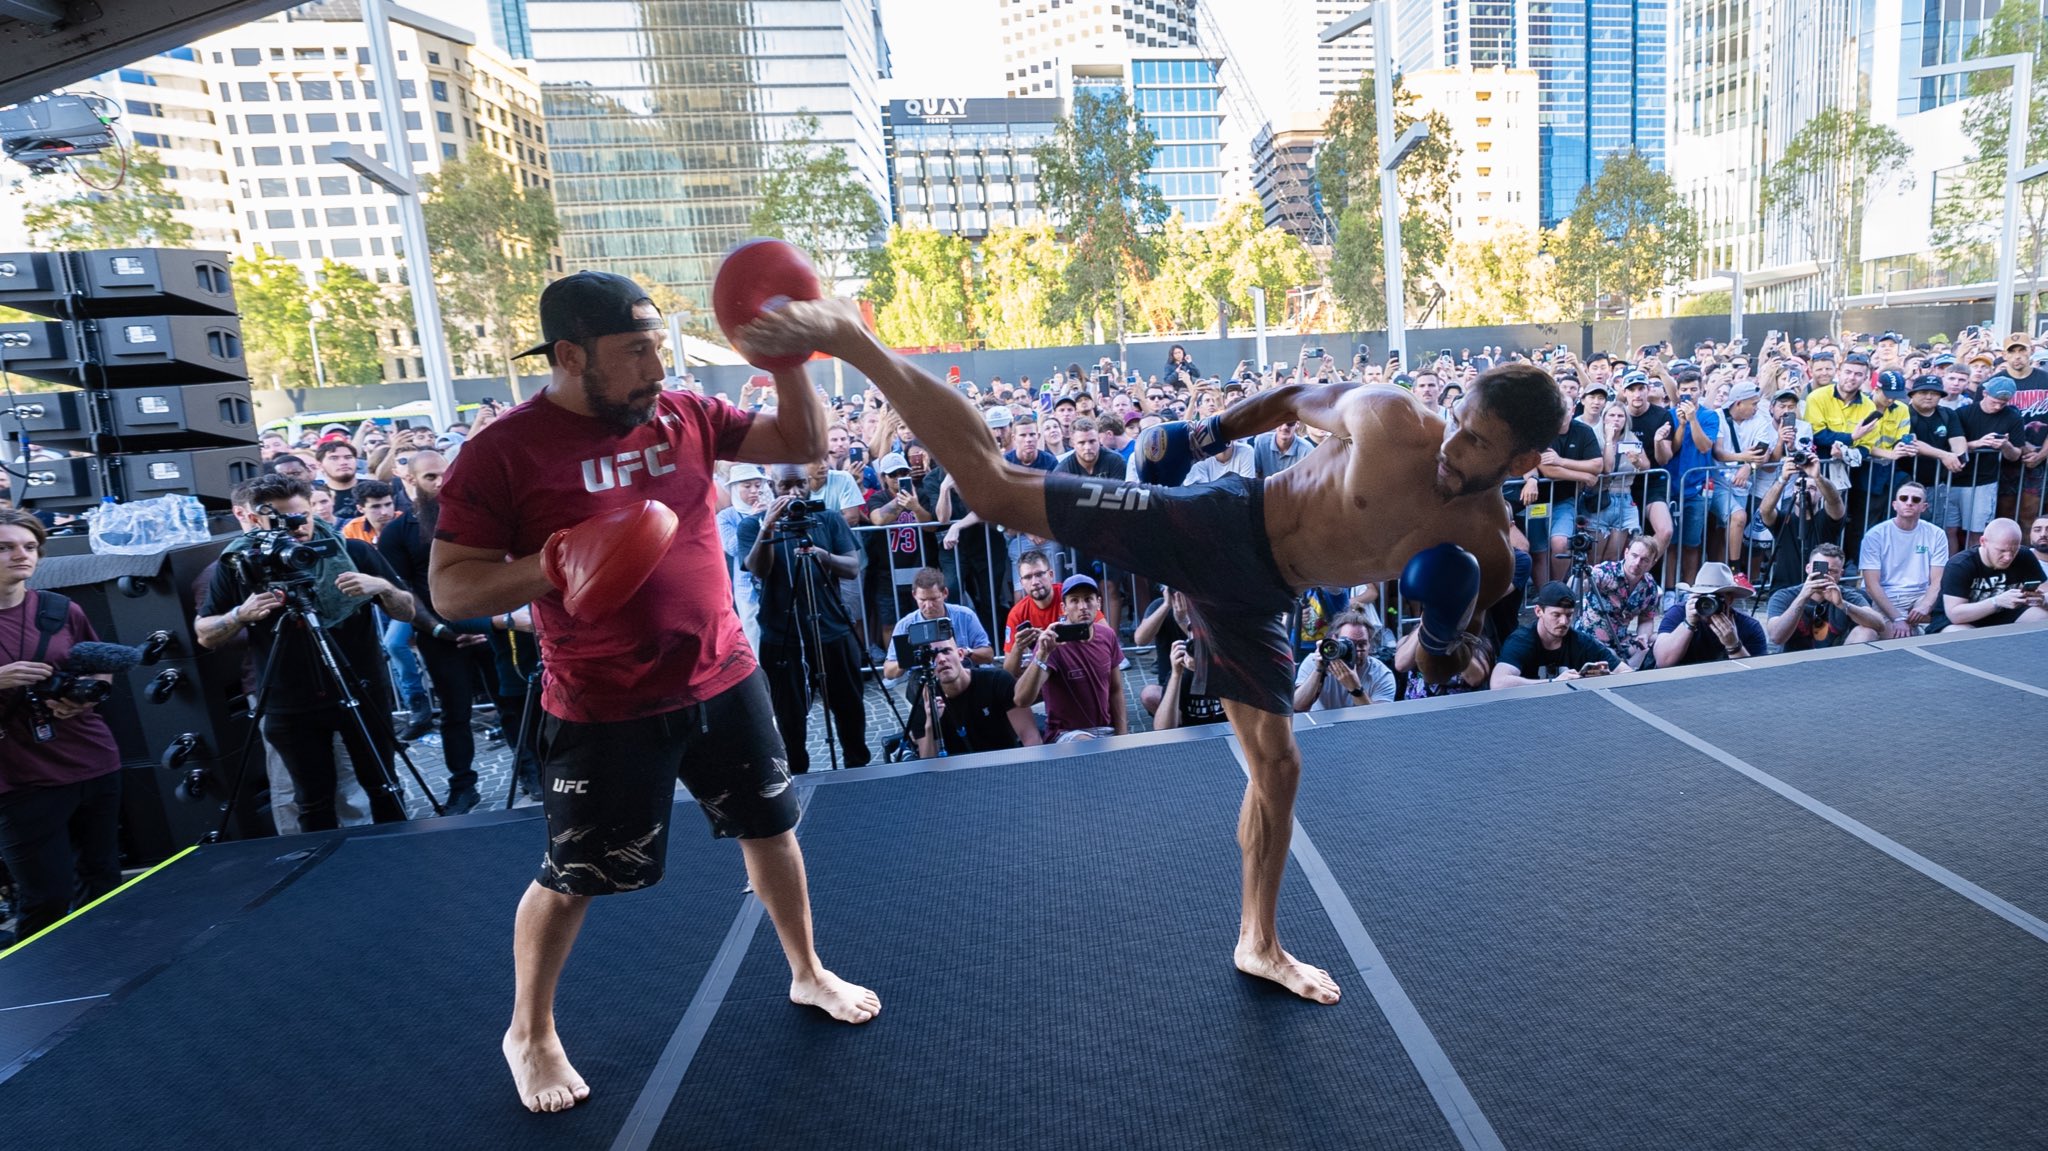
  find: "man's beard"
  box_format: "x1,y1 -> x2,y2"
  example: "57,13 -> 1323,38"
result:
585,363 -> 659,434
416,492 -> 440,539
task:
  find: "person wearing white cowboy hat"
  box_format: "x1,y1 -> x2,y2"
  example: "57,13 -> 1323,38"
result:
1651,561 -> 1767,668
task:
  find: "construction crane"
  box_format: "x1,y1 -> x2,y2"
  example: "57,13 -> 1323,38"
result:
1191,0 -> 1330,246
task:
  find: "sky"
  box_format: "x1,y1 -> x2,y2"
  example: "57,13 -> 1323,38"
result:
439,0 -> 1292,118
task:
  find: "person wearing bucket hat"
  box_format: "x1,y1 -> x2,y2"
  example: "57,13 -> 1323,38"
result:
1650,561 -> 1766,667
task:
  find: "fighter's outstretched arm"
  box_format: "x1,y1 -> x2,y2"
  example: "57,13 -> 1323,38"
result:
1215,381 -> 1358,440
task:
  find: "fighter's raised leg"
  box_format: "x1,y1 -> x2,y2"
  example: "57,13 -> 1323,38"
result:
739,300 -> 1055,540
1222,699 -> 1339,1004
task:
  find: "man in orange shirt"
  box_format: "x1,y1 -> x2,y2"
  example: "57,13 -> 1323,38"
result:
341,480 -> 402,545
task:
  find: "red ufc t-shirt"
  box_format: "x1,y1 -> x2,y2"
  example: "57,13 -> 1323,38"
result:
435,389 -> 757,723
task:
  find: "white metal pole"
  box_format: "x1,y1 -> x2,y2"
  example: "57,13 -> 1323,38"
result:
1372,0 -> 1405,363
363,0 -> 459,432
308,317 -> 326,388
1252,285 -> 1268,369
1995,55 -> 2032,339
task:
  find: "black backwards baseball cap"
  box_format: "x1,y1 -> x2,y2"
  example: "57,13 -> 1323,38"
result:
1533,581 -> 1578,610
514,271 -> 663,359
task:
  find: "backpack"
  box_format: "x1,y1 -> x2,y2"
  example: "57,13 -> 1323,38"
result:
27,590 -> 72,664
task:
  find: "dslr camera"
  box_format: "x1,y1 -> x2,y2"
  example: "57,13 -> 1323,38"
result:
221,506 -> 339,591
1317,636 -> 1356,663
771,497 -> 830,538
1691,594 -> 1722,619
1567,530 -> 1595,559
900,616 -> 954,668
31,672 -> 113,706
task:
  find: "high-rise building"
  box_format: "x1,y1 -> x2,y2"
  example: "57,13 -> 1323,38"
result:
1899,0 -> 2006,113
1280,0 -> 1375,117
1386,0 -> 1668,229
83,49 -> 241,249
498,0 -> 891,306
1251,115 -> 1327,245
1000,0 -> 1196,98
1670,0 -> 1771,280
885,98 -> 1059,238
1402,65 -> 1540,237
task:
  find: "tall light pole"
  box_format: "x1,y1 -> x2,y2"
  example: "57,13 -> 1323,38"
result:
1712,268 -> 1745,347
1322,2 -> 1427,364
1913,53 -> 2033,339
325,0 -> 461,432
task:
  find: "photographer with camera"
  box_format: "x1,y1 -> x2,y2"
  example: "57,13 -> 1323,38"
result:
1758,440 -> 1848,591
0,510 -> 123,946
1291,609 -> 1396,712
883,567 -> 993,680
904,628 -> 1038,758
1491,582 -> 1620,688
1650,562 -> 1766,667
1764,543 -> 1886,652
1012,575 -> 1127,742
741,463 -> 871,771
195,474 -> 414,831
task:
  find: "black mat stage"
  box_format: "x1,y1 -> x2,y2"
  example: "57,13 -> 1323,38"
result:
5,626 -> 2047,1149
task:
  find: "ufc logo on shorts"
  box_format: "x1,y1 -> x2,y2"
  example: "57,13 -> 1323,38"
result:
581,443 -> 676,492
552,778 -> 589,794
1074,482 -> 1149,512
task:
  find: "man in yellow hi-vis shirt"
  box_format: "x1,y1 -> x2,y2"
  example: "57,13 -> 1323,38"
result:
1803,353 -> 1890,557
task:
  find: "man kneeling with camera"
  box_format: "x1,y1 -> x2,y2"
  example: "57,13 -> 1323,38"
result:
1293,610 -> 1396,711
902,621 -> 1040,759
195,474 -> 416,830
1764,543 -> 1886,652
1650,562 -> 1767,668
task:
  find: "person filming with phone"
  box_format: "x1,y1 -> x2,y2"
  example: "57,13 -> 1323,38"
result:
1490,582 -> 1622,688
1011,575 -> 1126,743
1928,518 -> 2048,632
1763,543 -> 1886,652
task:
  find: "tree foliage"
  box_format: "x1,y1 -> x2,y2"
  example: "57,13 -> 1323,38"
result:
1126,199 -> 1319,334
1931,4 -> 2048,325
310,260 -> 390,387
749,112 -> 887,293
1034,88 -> 1167,334
975,222 -> 1082,349
1440,225 -> 1564,326
1760,108 -> 1912,329
1315,74 -> 1458,328
1553,151 -> 1701,351
421,154 -> 560,389
233,248 -> 317,389
21,149 -> 194,249
868,226 -> 976,347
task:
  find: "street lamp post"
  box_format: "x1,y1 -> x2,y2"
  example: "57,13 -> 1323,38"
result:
1912,53 -> 2033,338
1322,2 -> 1424,363
1712,268 -> 1745,347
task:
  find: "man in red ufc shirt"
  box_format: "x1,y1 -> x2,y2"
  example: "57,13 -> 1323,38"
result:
431,272 -> 876,1115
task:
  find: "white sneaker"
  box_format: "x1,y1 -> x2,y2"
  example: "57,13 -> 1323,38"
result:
1118,655 -> 1130,670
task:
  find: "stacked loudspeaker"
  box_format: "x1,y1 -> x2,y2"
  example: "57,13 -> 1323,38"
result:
3,250 -> 271,860
0,248 -> 261,519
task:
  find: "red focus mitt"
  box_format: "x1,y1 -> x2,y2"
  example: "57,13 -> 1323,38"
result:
712,238 -> 821,372
541,500 -> 679,618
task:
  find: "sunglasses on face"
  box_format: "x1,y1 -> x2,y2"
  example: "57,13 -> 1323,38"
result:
1896,495 -> 1925,504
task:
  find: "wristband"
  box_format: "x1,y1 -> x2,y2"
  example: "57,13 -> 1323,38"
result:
433,624 -> 451,641
1347,689 -> 1366,700
227,606 -> 242,629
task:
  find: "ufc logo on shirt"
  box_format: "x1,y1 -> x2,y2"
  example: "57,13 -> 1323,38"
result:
1074,482 -> 1150,512
552,778 -> 589,794
581,443 -> 676,492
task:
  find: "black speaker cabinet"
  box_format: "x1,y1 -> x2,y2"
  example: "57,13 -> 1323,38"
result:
14,445 -> 261,508
0,314 -> 245,386
29,535 -> 233,656
0,248 -> 235,319
1,381 -> 259,449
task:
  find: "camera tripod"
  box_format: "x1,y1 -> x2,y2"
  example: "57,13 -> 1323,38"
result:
201,578 -> 445,842
1560,515 -> 1599,606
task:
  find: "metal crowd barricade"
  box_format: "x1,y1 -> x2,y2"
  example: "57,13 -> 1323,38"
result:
846,516 -> 1012,674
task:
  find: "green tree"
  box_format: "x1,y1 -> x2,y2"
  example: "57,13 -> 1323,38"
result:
1441,225 -> 1563,326
309,260 -> 390,386
1932,4 -> 2048,328
1674,289 -> 1733,318
421,154 -> 561,391
233,248 -> 316,389
749,112 -> 887,294
1034,88 -> 1167,338
1760,108 -> 1913,332
21,149 -> 194,249
1315,75 -> 1458,329
974,222 -> 1081,349
1553,151 -> 1701,352
1127,211 -> 1212,333
867,226 -> 976,347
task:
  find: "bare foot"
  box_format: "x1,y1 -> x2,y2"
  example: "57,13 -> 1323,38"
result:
790,970 -> 881,1023
503,1029 -> 591,1113
1235,944 -> 1342,1004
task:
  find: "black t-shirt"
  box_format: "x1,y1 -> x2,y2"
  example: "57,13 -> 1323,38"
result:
1546,419 -> 1603,502
1932,547 -> 2046,631
1954,403 -> 2025,487
1053,448 -> 1122,480
1172,677 -> 1228,726
1498,623 -> 1615,680
906,667 -> 1023,755
376,512 -> 440,622
1628,406 -> 1674,501
1905,406 -> 1962,487
321,478 -> 360,524
198,537 -> 399,715
1998,366 -> 2048,391
737,510 -> 860,646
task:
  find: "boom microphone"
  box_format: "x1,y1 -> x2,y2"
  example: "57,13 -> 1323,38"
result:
62,641 -> 150,675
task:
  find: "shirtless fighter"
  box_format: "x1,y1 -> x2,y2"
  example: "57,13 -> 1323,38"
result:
741,300 -> 1562,1002
430,272 -> 877,1114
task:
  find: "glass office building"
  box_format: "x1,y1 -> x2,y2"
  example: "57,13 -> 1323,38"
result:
1527,0 -> 1666,227
494,0 -> 890,306
886,98 -> 1059,237
1131,57 -> 1223,224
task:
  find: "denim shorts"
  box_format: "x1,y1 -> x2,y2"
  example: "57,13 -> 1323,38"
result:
1583,490 -> 1640,535
1525,499 -> 1579,553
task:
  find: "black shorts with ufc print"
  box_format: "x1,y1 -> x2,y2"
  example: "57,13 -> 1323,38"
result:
534,668 -> 797,897
1042,471 -> 1297,715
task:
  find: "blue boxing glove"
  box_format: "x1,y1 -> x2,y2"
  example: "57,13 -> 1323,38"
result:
1136,416 -> 1229,486
1399,543 -> 1481,657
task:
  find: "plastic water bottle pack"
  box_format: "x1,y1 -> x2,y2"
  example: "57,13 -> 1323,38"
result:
88,494 -> 214,554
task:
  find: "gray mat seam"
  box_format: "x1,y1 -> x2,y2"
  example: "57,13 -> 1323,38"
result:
1593,689 -> 2048,946
1904,645 -> 2048,697
1224,738 -> 1507,1151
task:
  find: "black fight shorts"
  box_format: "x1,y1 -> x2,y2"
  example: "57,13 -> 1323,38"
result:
534,669 -> 796,896
1042,471 -> 1296,715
